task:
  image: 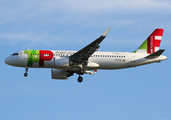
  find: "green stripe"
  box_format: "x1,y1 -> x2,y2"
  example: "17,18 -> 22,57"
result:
133,39 -> 147,53
24,50 -> 40,66
138,39 -> 147,51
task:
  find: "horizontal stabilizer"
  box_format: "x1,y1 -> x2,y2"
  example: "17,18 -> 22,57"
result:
145,49 -> 165,58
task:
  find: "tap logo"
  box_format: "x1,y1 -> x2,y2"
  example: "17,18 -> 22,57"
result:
24,50 -> 54,66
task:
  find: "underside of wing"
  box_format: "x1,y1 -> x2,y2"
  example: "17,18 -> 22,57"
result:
69,27 -> 110,66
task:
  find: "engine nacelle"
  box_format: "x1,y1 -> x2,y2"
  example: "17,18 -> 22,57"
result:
51,69 -> 68,79
54,57 -> 70,67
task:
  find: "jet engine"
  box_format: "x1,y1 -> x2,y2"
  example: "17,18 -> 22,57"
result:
51,69 -> 74,79
51,69 -> 68,79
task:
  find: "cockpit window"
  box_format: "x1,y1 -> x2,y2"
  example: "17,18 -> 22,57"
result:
11,53 -> 18,56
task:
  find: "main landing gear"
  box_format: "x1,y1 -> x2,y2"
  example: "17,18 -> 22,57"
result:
24,68 -> 28,77
78,75 -> 83,83
77,69 -> 84,83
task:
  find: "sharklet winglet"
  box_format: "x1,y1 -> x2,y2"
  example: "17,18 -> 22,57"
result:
102,27 -> 110,37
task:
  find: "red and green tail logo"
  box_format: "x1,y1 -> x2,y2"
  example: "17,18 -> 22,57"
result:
134,29 -> 164,54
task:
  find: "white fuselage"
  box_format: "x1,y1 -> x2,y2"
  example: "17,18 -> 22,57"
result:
5,50 -> 167,71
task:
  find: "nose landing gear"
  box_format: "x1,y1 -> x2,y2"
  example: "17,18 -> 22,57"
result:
24,68 -> 28,77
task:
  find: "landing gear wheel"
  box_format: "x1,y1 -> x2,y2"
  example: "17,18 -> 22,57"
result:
24,73 -> 28,77
80,69 -> 84,75
78,76 -> 83,83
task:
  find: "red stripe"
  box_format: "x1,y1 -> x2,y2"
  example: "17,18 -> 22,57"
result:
154,40 -> 161,47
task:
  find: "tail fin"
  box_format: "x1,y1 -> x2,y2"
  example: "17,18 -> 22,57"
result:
134,28 -> 164,54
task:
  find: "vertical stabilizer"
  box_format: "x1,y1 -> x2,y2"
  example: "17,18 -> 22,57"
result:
134,29 -> 164,54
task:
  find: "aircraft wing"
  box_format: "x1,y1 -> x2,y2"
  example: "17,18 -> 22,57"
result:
70,27 -> 110,65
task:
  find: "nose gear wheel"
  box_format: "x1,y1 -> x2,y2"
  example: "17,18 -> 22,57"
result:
24,67 -> 28,77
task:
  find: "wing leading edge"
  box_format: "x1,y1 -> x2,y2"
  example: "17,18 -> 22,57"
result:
69,27 -> 110,65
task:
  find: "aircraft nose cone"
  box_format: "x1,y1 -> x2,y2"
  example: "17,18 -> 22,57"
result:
4,57 -> 12,65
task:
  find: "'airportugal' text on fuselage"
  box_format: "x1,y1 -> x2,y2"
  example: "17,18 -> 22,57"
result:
4,27 -> 167,83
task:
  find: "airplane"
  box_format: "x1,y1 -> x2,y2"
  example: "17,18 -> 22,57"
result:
4,27 -> 167,83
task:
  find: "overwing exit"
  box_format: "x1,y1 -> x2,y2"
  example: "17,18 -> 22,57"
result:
4,27 -> 167,82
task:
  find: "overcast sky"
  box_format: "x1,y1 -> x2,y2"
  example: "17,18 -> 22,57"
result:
1,0 -> 171,120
